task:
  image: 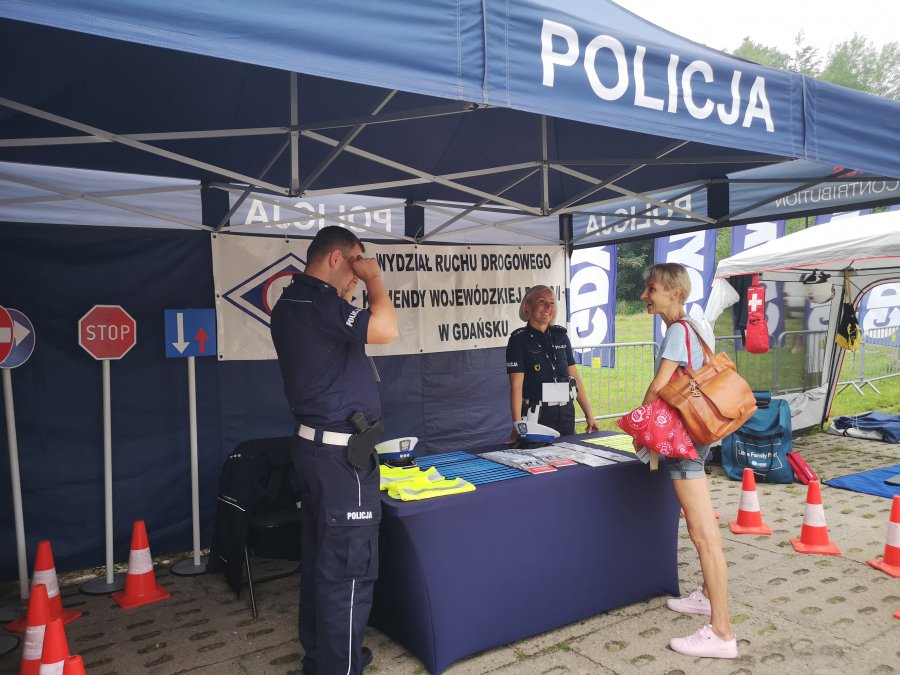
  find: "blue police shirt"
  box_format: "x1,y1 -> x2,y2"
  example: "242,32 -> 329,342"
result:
270,273 -> 380,432
505,324 -> 575,402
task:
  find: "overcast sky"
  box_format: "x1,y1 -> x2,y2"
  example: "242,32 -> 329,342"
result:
612,0 -> 899,55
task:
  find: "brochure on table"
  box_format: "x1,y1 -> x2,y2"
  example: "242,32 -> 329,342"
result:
479,437 -> 638,473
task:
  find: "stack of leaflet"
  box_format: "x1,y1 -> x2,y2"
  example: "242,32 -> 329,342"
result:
481,442 -> 638,472
550,441 -> 638,466
415,451 -> 528,485
479,448 -> 563,474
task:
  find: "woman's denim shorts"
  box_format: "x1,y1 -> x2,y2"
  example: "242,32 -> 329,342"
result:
662,444 -> 711,480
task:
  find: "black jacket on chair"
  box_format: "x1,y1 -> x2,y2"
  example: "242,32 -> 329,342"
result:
207,437 -> 299,593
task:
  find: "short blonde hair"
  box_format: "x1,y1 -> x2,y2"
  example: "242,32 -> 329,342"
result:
519,285 -> 557,323
645,263 -> 691,303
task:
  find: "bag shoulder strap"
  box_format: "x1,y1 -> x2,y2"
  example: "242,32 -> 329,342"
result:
675,319 -> 714,366
681,320 -> 693,370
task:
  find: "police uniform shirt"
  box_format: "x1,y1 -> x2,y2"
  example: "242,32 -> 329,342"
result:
270,273 -> 380,432
505,324 -> 575,402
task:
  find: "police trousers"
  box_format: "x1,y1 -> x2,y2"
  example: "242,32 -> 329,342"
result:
291,435 -> 381,675
538,401 -> 576,436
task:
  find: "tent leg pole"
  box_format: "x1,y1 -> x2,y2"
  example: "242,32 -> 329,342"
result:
3,369 -> 29,601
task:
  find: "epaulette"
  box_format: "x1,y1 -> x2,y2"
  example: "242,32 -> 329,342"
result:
549,324 -> 568,334
511,326 -> 528,337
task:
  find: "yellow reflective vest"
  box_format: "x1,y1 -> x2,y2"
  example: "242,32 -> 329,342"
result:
386,476 -> 475,501
379,465 -> 441,490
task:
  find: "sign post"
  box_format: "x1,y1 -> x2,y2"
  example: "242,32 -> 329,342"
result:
77,305 -> 136,595
0,307 -> 36,650
165,309 -> 217,576
1,308 -> 36,607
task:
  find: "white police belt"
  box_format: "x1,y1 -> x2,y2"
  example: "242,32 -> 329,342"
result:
297,424 -> 352,446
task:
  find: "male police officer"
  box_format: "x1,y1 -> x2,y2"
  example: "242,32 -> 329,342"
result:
271,226 -> 398,675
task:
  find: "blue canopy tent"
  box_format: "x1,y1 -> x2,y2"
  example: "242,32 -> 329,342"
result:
2,0 -> 898,235
1,0 -> 899,579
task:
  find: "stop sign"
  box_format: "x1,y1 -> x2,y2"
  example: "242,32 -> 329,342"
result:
78,305 -> 137,360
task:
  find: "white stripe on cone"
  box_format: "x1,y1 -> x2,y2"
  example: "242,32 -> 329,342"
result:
886,521 -> 900,548
23,623 -> 46,660
803,503 -> 828,528
127,547 -> 154,576
32,568 -> 60,598
738,489 -> 761,513
38,660 -> 64,674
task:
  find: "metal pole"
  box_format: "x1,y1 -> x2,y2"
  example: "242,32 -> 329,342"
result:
171,355 -> 207,575
80,359 -> 124,594
103,358 -> 114,585
3,369 -> 28,601
189,356 -> 200,565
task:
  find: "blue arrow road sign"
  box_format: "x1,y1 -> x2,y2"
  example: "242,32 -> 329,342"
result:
164,309 -> 217,358
0,308 -> 36,369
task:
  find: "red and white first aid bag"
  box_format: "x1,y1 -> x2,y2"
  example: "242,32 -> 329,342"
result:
745,274 -> 769,354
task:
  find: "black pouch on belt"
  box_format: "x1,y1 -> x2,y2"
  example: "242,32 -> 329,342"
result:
347,411 -> 383,470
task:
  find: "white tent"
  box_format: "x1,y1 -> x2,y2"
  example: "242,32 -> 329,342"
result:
707,209 -> 900,429
713,210 -> 900,282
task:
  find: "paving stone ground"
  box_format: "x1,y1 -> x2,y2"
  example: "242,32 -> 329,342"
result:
2,430 -> 898,674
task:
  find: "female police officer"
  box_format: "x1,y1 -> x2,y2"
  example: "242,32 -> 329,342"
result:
506,285 -> 599,440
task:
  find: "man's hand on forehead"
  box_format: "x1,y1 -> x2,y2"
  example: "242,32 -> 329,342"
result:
350,256 -> 383,283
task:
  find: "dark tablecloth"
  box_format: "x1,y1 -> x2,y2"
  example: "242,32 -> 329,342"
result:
370,433 -> 681,674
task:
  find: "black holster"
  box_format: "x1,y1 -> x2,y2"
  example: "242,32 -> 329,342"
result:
346,411 -> 383,470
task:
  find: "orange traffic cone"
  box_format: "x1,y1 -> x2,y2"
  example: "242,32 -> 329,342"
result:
791,481 -> 841,555
19,583 -> 51,675
62,655 -> 87,675
866,495 -> 900,577
6,541 -> 82,633
895,609 -> 900,620
38,618 -> 69,673
729,468 -> 773,535
112,521 -> 171,609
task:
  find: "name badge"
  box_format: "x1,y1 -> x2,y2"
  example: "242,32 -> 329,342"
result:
542,382 -> 569,403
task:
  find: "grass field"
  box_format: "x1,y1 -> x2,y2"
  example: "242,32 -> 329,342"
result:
574,310 -> 900,433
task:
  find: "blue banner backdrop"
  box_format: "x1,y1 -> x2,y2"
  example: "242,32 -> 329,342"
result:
653,231 -> 716,346
569,246 -> 617,366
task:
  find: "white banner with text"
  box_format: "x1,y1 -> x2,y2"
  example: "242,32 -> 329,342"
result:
212,234 -> 566,360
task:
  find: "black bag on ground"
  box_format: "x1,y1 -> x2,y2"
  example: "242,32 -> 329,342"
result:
721,398 -> 793,483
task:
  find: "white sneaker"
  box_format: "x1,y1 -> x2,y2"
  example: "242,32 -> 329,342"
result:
670,624 -> 738,659
666,588 -> 711,616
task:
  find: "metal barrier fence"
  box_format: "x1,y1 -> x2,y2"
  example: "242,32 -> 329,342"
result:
837,323 -> 900,395
574,341 -> 658,422
773,330 -> 829,394
574,326 -> 900,423
713,334 -> 776,392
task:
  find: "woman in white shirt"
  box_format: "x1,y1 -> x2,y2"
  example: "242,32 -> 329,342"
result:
638,263 -> 738,660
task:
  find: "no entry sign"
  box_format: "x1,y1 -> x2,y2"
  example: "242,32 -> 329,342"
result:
0,306 -> 12,363
78,305 -> 137,360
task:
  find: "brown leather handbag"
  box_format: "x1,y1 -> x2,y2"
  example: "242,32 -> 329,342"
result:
658,321 -> 757,446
